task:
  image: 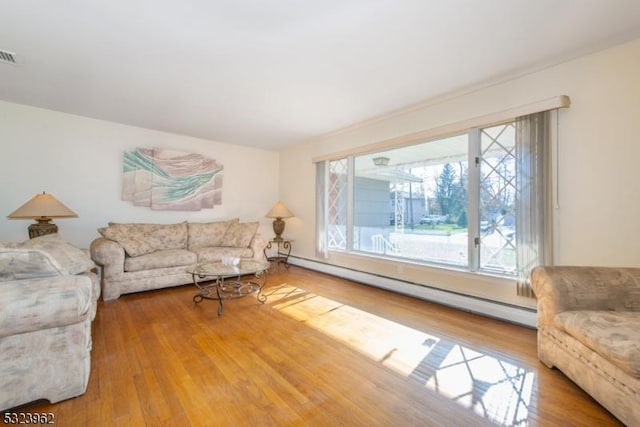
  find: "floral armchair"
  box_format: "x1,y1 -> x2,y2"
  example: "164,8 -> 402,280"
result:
0,234 -> 100,411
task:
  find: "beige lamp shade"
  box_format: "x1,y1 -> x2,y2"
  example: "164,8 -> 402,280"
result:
8,192 -> 78,220
265,202 -> 293,219
265,202 -> 293,241
8,192 -> 78,239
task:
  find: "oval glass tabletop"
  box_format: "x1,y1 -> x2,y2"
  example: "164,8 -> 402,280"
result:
186,259 -> 270,278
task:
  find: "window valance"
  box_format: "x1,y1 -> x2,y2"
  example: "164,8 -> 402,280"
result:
312,95 -> 570,164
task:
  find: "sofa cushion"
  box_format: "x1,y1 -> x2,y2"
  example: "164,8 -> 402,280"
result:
124,249 -> 197,272
99,226 -> 155,257
22,234 -> 95,275
555,310 -> 640,378
0,248 -> 64,280
108,222 -> 188,251
0,235 -> 94,280
193,247 -> 254,263
187,218 -> 238,249
221,222 -> 259,248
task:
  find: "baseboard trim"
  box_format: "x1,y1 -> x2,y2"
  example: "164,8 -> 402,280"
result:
288,256 -> 537,328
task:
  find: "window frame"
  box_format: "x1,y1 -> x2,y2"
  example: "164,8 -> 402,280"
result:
320,118 -> 537,279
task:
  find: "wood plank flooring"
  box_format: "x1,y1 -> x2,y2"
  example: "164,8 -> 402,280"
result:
17,266 -> 620,426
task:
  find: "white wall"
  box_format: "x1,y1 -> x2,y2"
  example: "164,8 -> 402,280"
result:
0,101 -> 280,248
279,37 -> 640,307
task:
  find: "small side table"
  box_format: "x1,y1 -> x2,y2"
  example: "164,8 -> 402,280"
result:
264,239 -> 293,268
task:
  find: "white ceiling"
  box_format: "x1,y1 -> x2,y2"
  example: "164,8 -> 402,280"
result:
1,1 -> 640,151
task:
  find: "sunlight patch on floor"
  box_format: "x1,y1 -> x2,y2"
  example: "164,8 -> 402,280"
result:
267,283 -> 437,364
266,283 -> 533,426
424,345 -> 534,424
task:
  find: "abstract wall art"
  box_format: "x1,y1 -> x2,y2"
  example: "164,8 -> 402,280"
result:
122,147 -> 223,211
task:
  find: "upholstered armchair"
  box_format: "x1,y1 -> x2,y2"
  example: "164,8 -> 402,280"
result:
0,234 -> 100,411
531,266 -> 640,426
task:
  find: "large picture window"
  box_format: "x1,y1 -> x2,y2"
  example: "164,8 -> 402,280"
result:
317,111 -> 551,285
353,133 -> 469,267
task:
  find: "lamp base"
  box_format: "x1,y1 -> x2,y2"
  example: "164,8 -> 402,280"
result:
272,218 -> 285,241
28,221 -> 58,239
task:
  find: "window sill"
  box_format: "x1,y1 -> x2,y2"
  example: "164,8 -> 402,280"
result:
325,250 -> 531,308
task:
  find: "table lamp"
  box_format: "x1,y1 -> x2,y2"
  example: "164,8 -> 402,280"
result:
265,202 -> 293,241
8,192 -> 78,239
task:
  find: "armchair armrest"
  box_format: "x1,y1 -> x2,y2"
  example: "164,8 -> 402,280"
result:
0,274 -> 94,338
531,266 -> 640,328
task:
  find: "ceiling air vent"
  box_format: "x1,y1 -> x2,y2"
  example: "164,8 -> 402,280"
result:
0,49 -> 18,65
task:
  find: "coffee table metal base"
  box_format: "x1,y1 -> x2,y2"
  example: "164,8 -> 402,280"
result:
192,274 -> 267,316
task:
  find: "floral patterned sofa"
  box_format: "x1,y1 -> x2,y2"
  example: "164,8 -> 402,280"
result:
90,219 -> 265,301
531,266 -> 640,425
0,234 -> 100,411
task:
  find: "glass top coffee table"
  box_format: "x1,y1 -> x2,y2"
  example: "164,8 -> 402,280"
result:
186,259 -> 270,316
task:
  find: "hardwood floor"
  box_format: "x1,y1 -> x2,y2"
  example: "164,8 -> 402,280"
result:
20,266 -> 620,426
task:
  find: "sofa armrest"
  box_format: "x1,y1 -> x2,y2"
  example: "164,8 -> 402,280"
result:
531,266 -> 640,328
0,274 -> 94,338
90,237 -> 125,279
250,233 -> 267,260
